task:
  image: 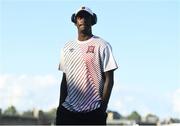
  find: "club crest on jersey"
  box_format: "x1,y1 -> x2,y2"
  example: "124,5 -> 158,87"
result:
86,46 -> 95,53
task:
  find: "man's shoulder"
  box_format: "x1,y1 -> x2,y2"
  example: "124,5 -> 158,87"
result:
93,35 -> 110,47
63,40 -> 76,48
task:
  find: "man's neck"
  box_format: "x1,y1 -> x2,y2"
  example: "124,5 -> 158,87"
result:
78,33 -> 93,41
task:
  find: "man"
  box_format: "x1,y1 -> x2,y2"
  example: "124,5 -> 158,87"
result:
56,6 -> 118,125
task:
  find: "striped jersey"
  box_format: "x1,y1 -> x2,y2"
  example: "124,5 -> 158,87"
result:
59,36 -> 118,112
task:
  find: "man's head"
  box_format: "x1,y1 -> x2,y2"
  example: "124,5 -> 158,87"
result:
71,6 -> 97,26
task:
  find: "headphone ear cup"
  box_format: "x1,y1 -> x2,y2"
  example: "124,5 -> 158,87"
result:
92,13 -> 97,25
71,13 -> 76,23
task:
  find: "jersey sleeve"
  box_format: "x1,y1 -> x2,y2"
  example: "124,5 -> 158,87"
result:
103,43 -> 118,72
58,48 -> 65,73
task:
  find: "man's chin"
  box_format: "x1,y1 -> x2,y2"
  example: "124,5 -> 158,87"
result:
79,25 -> 88,29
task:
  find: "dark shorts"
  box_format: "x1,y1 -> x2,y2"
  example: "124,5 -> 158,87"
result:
56,105 -> 107,125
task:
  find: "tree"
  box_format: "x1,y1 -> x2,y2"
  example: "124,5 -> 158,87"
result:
38,109 -> 56,125
22,110 -> 34,117
0,108 -> 2,116
3,106 -> 19,116
46,108 -> 57,119
127,111 -> 141,122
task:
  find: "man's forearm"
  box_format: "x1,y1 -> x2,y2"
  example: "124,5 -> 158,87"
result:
102,71 -> 114,111
59,73 -> 67,106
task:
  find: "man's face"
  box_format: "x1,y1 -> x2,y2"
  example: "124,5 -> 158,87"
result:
75,11 -> 92,33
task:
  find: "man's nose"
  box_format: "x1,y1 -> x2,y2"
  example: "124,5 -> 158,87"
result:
80,17 -> 87,23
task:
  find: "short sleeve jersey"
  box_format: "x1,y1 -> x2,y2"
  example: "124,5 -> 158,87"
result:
59,36 -> 118,112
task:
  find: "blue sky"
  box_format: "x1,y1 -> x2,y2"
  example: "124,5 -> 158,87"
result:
0,0 -> 179,120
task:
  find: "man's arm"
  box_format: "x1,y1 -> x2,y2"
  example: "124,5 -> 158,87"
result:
56,73 -> 67,124
101,70 -> 114,112
59,73 -> 67,106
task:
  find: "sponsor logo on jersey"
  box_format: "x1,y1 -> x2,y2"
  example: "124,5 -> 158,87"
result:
69,48 -> 75,52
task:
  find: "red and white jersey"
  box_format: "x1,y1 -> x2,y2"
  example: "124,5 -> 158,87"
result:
59,36 -> 118,112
